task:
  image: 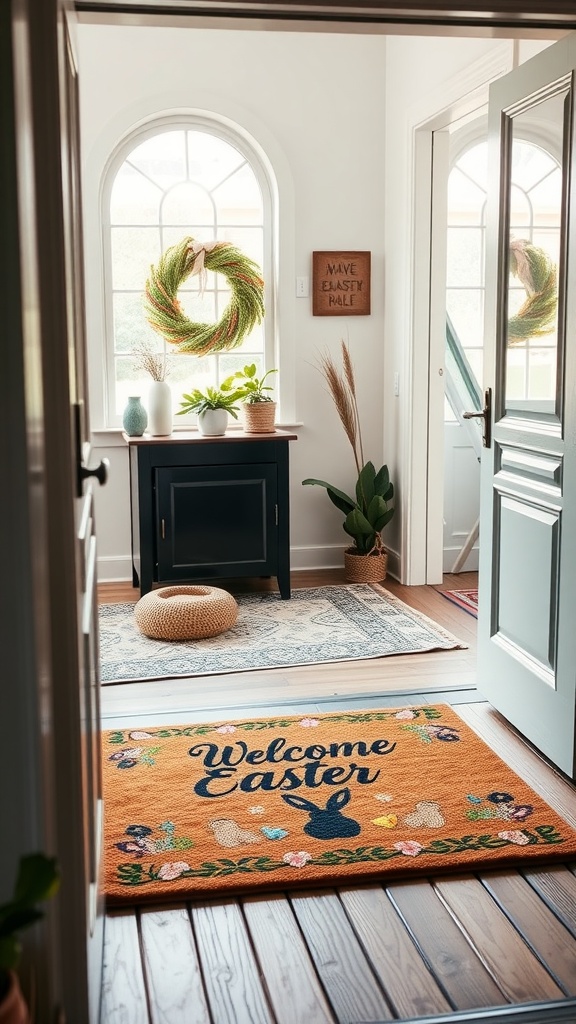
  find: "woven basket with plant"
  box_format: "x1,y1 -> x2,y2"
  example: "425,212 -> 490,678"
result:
302,341 -> 394,579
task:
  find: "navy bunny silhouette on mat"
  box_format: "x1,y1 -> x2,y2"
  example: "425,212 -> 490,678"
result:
282,788 -> 361,839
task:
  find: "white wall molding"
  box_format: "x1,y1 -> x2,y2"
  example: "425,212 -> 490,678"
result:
400,41 -> 515,585
408,42 -> 513,130
291,543 -> 400,579
98,544 -> 401,583
97,555 -> 134,583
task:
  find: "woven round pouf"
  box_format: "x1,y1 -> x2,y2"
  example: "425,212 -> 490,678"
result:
134,585 -> 238,641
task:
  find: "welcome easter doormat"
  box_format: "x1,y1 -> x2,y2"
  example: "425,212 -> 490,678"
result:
102,704 -> 576,905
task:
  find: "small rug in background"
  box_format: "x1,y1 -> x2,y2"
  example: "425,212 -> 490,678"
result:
99,584 -> 467,684
102,703 -> 576,905
440,589 -> 478,618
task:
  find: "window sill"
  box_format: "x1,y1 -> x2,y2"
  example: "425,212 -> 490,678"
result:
92,422 -> 303,447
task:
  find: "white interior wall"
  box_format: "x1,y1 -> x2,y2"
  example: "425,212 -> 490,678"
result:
383,34 -> 555,582
77,23 -> 552,584
382,35 -> 503,581
78,24 -> 390,581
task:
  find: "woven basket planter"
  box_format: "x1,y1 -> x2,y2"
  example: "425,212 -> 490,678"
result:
344,548 -> 388,584
243,401 -> 276,434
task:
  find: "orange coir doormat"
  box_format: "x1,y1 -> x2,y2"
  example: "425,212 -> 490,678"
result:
103,704 -> 576,905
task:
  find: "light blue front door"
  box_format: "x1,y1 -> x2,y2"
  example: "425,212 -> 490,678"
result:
478,33 -> 576,779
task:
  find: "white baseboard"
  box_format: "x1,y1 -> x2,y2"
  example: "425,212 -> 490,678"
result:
283,544 -> 400,581
443,545 -> 479,573
98,545 -> 401,584
288,544 -> 347,570
97,555 -> 133,583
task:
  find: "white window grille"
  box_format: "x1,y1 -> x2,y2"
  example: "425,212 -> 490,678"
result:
102,119 -> 273,427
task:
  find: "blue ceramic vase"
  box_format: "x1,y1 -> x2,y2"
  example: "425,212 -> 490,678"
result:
123,395 -> 148,436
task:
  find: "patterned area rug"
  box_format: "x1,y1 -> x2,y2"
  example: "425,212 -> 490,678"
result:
440,589 -> 479,618
102,704 -> 576,904
99,585 -> 466,684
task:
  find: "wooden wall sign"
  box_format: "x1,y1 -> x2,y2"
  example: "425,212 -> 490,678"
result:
312,251 -> 371,316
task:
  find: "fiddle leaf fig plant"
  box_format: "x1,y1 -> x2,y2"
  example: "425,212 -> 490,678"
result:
302,341 -> 394,555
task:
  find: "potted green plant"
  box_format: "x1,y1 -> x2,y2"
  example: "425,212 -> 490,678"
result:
302,341 -> 394,583
177,385 -> 244,436
0,853 -> 60,1024
222,364 -> 278,433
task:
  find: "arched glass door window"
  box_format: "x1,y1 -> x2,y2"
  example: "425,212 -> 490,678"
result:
104,122 -> 270,426
446,136 -> 561,403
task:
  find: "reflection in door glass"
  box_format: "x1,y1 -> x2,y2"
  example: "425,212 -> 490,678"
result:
504,94 -> 565,415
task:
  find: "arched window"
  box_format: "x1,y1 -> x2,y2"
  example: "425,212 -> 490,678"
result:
102,119 -> 274,426
446,134 -> 561,402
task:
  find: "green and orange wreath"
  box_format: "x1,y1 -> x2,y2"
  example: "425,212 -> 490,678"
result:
508,238 -> 557,343
144,236 -> 265,355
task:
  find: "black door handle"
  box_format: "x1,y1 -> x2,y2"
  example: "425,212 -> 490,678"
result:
79,458 -> 109,487
463,387 -> 492,448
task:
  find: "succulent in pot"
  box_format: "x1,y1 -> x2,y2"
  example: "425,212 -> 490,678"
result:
177,385 -> 244,436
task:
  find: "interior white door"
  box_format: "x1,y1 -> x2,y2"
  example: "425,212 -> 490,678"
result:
58,8 -> 107,1020
7,0 -> 107,1016
478,33 -> 576,778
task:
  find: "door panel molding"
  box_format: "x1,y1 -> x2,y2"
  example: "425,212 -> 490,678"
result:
479,32 -> 576,778
494,494 -> 559,677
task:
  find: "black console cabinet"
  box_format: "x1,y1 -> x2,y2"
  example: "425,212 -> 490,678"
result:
125,430 -> 297,598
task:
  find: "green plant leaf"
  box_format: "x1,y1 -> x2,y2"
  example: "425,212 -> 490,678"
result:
356,462 -> 376,511
177,385 -> 242,414
0,908 -> 43,938
373,464 -> 390,496
366,493 -> 387,527
374,507 -> 394,532
346,507 -> 373,537
13,854 -> 59,906
0,854 -> 59,972
0,936 -> 19,971
343,522 -> 375,553
302,479 -> 355,515
326,488 -> 356,515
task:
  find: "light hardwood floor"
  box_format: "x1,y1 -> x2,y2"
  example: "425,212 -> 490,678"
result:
98,570 -> 478,725
97,572 -> 576,1024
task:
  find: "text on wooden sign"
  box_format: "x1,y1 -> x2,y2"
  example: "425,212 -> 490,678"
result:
312,251 -> 371,316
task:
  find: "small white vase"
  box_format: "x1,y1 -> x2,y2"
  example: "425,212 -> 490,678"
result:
198,408 -> 228,436
147,381 -> 172,436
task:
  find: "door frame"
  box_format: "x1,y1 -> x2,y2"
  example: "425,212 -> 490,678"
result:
406,43 -> 516,584
75,0 -> 576,30
2,0 -> 104,1019
10,3 -> 575,1020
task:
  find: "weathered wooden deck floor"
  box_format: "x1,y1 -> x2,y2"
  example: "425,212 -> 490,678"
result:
99,696 -> 576,1024
98,574 -> 576,1023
